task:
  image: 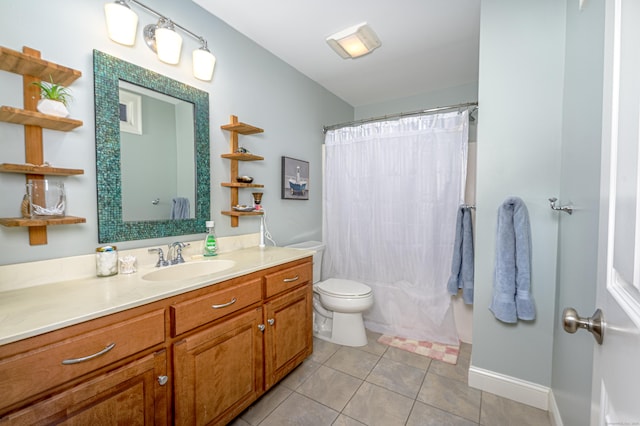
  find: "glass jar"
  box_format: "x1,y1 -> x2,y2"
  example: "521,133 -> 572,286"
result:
96,245 -> 118,277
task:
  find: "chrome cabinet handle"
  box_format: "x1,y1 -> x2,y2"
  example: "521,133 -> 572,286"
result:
563,307 -> 604,344
283,275 -> 299,283
258,324 -> 266,332
267,318 -> 275,326
61,343 -> 116,365
212,297 -> 237,309
157,375 -> 169,386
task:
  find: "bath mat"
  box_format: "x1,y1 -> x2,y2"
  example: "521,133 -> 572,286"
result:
377,335 -> 459,365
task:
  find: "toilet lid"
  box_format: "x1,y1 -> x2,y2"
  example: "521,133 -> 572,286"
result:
316,278 -> 372,297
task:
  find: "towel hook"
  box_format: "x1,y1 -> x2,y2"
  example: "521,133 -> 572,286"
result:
152,198 -> 160,205
548,197 -> 572,215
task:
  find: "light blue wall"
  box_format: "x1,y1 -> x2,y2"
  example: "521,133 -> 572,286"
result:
354,82 -> 479,143
473,0 -> 566,386
552,2 -> 604,424
354,82 -> 478,120
0,0 -> 352,265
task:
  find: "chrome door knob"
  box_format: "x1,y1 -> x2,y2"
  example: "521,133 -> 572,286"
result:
562,307 -> 604,345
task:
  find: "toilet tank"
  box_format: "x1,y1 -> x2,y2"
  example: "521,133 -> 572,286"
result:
285,241 -> 325,284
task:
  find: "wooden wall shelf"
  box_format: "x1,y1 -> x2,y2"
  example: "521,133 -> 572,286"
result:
0,46 -> 85,245
220,153 -> 264,161
0,163 -> 84,176
220,122 -> 264,135
0,46 -> 81,86
221,211 -> 264,218
0,216 -> 86,227
221,182 -> 264,189
0,106 -> 83,131
220,115 -> 265,227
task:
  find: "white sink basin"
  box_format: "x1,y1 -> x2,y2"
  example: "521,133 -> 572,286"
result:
142,260 -> 236,282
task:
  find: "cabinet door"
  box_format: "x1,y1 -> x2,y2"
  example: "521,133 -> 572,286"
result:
264,284 -> 312,389
173,308 -> 263,426
0,350 -> 168,425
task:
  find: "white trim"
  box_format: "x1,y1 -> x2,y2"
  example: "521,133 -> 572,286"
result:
468,365 -> 550,410
548,389 -> 564,426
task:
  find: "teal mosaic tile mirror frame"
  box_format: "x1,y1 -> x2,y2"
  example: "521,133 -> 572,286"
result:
93,50 -> 210,243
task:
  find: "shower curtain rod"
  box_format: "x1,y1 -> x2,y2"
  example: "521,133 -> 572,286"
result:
322,101 -> 478,134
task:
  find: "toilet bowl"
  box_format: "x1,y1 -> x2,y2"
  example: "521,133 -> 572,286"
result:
286,241 -> 374,347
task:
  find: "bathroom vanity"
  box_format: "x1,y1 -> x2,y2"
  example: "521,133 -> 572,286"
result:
0,247 -> 312,425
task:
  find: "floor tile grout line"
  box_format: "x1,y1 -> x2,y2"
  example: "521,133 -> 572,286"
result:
250,337 -> 487,426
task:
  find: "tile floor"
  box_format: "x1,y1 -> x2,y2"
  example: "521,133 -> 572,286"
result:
230,330 -> 552,426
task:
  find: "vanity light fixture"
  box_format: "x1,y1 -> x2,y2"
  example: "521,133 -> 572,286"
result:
147,19 -> 183,64
192,40 -> 217,81
326,22 -> 381,59
104,0 -> 138,46
103,0 -> 216,81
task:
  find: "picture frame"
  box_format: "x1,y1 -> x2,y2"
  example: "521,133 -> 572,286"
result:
281,156 -> 309,200
118,89 -> 142,135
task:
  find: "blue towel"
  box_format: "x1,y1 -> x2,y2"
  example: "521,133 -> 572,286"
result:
447,206 -> 474,304
171,197 -> 190,219
489,197 -> 536,323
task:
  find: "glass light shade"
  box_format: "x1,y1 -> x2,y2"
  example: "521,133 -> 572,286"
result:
337,34 -> 370,58
155,27 -> 183,64
104,2 -> 138,46
326,23 -> 381,59
192,48 -> 216,81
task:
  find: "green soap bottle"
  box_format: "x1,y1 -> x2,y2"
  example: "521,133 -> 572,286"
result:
203,220 -> 218,256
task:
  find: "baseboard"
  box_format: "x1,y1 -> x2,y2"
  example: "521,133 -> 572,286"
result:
468,366 -> 550,411
548,389 -> 564,426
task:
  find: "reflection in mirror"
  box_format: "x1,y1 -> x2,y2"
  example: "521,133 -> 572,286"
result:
94,50 -> 210,243
119,82 -> 196,221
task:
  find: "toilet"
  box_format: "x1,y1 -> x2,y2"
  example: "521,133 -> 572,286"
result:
286,241 -> 374,347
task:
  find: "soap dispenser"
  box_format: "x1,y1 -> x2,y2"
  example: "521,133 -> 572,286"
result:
203,220 -> 218,256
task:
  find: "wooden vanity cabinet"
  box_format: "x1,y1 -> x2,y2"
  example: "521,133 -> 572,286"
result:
0,305 -> 169,424
263,262 -> 313,389
173,308 -> 264,426
0,257 -> 312,425
264,285 -> 313,389
1,350 -> 168,425
172,257 -> 313,426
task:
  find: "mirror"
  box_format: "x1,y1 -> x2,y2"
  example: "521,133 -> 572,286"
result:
93,50 -> 210,243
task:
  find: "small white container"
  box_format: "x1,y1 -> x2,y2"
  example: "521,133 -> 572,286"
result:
119,255 -> 137,274
96,246 -> 118,277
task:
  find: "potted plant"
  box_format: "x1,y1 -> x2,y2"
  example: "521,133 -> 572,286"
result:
32,76 -> 72,117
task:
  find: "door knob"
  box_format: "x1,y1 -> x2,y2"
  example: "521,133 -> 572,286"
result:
562,307 -> 604,344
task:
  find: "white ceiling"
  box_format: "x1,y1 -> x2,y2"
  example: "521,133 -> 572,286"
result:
193,0 -> 481,107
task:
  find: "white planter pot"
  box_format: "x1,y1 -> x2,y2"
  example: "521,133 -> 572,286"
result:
37,99 -> 69,118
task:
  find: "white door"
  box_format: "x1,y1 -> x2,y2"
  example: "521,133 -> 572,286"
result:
590,0 -> 640,424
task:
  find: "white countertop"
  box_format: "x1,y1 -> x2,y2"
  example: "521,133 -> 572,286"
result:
0,246 -> 312,346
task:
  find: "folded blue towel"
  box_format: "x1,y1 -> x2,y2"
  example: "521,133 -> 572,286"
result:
489,197 -> 536,323
447,206 -> 474,304
171,197 -> 190,220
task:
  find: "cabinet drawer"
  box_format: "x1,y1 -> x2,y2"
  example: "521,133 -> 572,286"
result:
171,279 -> 262,336
0,309 -> 165,412
264,262 -> 312,298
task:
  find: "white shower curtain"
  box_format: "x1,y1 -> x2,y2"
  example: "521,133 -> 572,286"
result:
323,111 -> 468,345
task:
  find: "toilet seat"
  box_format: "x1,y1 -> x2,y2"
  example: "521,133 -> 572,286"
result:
315,278 -> 372,298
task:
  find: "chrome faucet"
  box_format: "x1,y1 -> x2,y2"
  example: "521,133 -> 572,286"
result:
168,242 -> 190,265
148,247 -> 169,268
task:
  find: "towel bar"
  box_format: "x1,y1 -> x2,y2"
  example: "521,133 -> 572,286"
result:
548,197 -> 572,215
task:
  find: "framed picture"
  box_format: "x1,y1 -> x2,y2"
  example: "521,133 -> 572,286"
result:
281,156 -> 309,200
119,89 -> 142,135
